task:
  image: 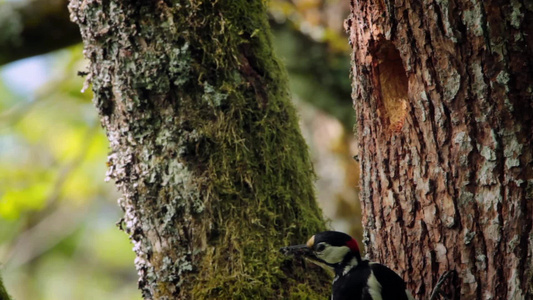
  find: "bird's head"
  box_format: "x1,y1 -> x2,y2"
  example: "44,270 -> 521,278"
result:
281,231 -> 361,270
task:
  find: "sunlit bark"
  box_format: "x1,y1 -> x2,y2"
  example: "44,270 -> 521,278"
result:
347,0 -> 533,298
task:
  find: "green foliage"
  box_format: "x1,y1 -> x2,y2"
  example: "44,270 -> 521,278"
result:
272,25 -> 353,129
0,46 -> 139,300
0,272 -> 12,300
0,47 -> 95,219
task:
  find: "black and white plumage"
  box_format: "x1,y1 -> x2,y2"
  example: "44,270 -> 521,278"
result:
281,231 -> 414,300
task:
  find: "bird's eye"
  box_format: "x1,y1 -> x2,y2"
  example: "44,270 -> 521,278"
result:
316,243 -> 326,252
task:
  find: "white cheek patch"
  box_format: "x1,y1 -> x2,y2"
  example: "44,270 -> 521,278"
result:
316,245 -> 351,264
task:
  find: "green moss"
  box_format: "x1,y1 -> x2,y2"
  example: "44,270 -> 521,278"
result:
73,0 -> 329,298
176,2 -> 329,298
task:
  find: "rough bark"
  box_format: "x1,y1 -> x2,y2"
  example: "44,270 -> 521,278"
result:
346,0 -> 533,299
69,1 -> 329,299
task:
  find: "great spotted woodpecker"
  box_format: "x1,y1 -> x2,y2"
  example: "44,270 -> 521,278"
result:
281,231 -> 414,300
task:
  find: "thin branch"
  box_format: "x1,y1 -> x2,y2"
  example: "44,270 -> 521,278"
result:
0,0 -> 80,65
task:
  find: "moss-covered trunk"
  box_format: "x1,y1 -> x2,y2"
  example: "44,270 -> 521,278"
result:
69,1 -> 328,299
347,0 -> 533,298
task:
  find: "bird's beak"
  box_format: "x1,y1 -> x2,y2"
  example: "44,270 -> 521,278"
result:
280,235 -> 316,258
281,243 -> 331,273
280,244 -> 314,257
280,236 -> 333,275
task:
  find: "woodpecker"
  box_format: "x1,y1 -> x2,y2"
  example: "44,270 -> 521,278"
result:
281,231 -> 414,300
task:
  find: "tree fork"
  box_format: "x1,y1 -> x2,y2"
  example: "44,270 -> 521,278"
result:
69,1 -> 329,299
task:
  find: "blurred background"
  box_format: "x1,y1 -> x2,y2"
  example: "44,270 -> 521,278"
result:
0,0 -> 360,299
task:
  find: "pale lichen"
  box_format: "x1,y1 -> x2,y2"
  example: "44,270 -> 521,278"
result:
509,0 -> 524,29
70,0 -> 328,298
435,0 -> 458,42
464,230 -> 476,245
461,4 -> 484,37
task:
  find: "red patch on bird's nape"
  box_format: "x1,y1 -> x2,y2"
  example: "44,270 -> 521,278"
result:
346,238 -> 359,253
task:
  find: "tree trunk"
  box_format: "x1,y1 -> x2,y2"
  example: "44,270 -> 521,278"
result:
346,0 -> 533,299
69,1 -> 329,299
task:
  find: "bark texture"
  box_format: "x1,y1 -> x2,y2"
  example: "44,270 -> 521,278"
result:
69,1 -> 329,299
346,0 -> 533,299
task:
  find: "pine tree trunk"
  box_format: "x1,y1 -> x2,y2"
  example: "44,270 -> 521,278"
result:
346,0 -> 533,299
69,1 -> 329,299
